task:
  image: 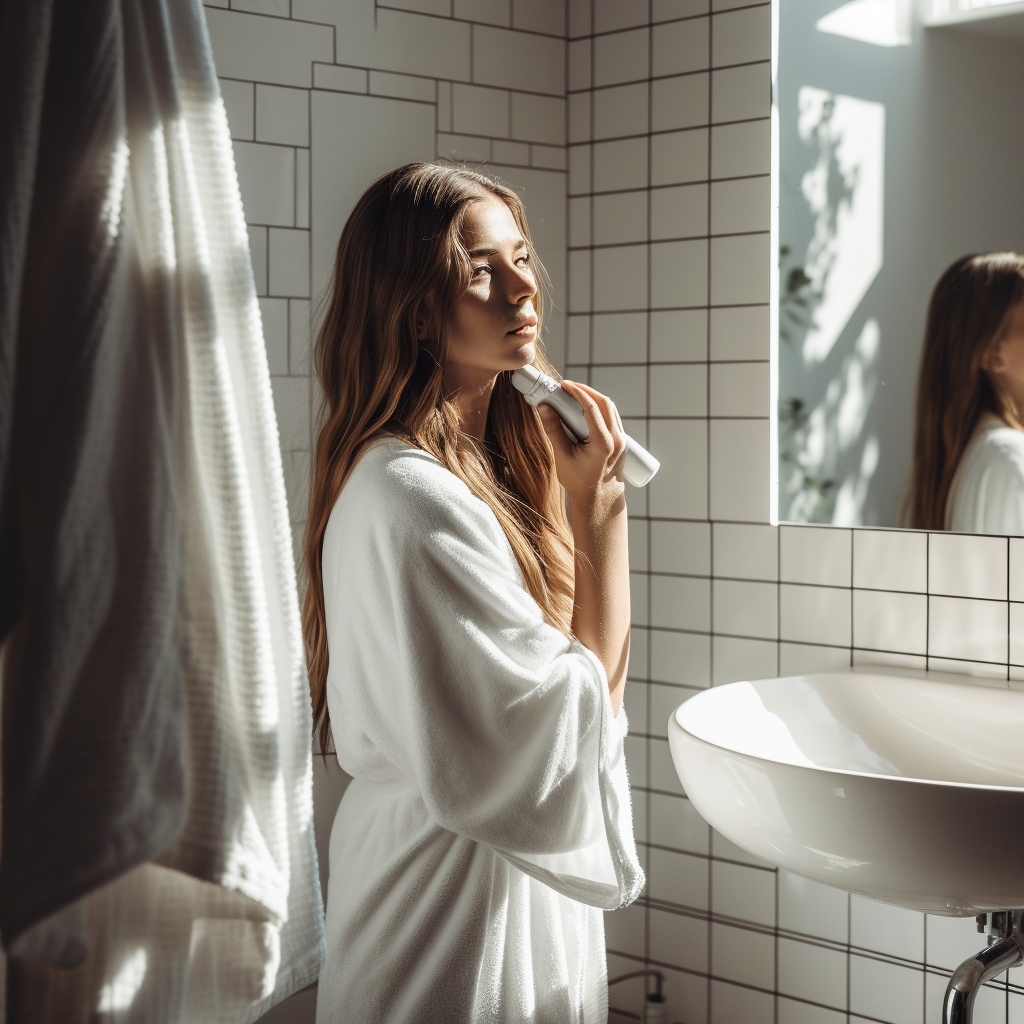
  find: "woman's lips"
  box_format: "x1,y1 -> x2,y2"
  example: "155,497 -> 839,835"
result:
508,321 -> 537,336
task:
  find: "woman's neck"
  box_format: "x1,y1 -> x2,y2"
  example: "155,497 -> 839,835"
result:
991,396 -> 1024,433
446,369 -> 497,441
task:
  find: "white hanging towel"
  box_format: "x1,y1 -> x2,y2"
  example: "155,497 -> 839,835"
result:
316,437 -> 646,1024
0,0 -> 323,1019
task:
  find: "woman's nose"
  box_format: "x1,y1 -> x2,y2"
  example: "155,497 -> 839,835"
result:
505,264 -> 535,305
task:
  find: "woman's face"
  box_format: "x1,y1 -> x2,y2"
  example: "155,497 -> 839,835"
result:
442,197 -> 539,385
983,299 -> 1024,418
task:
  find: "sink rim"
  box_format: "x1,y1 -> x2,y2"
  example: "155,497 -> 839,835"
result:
672,666 -> 1024,794
668,665 -> 1024,915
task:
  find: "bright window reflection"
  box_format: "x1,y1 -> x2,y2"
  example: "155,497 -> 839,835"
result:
816,0 -> 912,47
97,948 -> 148,1012
928,0 -> 1024,18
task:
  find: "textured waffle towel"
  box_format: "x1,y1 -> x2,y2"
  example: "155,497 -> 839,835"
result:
0,0 -> 324,1019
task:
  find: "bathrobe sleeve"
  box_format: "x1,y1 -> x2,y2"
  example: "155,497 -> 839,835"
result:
324,444 -> 645,911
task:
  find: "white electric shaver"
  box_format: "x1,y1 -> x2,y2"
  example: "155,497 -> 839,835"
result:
512,365 -> 661,488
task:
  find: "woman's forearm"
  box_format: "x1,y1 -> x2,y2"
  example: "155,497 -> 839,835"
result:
570,496 -> 630,717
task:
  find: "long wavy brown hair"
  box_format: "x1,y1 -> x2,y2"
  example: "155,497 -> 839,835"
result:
905,252 -> 1024,529
302,163 -> 575,753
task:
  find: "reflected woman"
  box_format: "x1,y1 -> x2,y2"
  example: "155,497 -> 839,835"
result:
906,253 -> 1024,533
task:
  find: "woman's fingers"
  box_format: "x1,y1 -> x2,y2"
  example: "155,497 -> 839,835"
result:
560,380 -> 612,444
572,382 -> 622,439
572,382 -> 625,458
560,380 -> 626,472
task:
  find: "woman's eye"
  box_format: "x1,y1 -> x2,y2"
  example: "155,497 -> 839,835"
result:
473,264 -> 491,277
517,255 -> 531,267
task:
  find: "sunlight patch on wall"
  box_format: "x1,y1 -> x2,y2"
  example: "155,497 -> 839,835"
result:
798,88 -> 885,365
782,318 -> 882,524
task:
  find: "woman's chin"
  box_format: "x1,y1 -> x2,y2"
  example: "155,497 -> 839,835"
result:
507,338 -> 536,367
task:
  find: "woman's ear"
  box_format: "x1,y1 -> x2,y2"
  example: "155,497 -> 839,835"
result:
415,294 -> 435,340
982,339 -> 1005,375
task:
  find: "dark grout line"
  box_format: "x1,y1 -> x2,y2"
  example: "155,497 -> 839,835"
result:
566,1 -> 771,44
376,1 -> 567,40
568,173 -> 770,200
565,55 -> 770,95
568,229 -> 769,251
567,114 -> 769,147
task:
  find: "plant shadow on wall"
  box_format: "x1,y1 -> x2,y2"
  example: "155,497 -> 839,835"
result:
779,88 -> 885,525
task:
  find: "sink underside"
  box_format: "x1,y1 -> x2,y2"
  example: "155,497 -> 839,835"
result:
668,669 -> 1024,915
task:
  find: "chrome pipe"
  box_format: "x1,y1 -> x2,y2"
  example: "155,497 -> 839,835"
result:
944,912 -> 1024,1024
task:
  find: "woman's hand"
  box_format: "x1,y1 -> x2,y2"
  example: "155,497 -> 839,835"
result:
536,380 -> 627,524
537,380 -> 631,715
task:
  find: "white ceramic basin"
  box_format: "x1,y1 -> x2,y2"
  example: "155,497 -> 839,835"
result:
668,668 -> 1024,916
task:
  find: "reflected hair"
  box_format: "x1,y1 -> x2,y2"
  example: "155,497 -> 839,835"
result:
904,252 -> 1024,530
301,162 -> 575,754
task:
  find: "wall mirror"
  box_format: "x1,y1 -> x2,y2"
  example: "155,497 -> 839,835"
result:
773,0 -> 1024,528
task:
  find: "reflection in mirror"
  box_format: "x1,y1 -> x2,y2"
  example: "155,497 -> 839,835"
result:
775,0 -> 1024,528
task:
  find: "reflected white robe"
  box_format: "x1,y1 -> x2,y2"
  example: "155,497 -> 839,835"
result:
946,412 -> 1024,535
316,437 -> 645,1024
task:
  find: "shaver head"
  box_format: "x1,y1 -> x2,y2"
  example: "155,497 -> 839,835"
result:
511,364 -> 543,397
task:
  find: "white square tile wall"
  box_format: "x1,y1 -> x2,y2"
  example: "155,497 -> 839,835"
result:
567,3 -> 1023,1022
207,1 -> 1024,1020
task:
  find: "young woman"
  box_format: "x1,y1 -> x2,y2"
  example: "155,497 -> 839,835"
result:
906,252 -> 1024,533
303,163 -> 644,1023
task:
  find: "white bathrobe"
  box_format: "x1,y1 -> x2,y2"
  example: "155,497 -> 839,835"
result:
947,412 -> 1024,535
316,437 -> 645,1024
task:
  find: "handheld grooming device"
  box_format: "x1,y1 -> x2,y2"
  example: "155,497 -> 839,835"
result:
512,365 -> 661,488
